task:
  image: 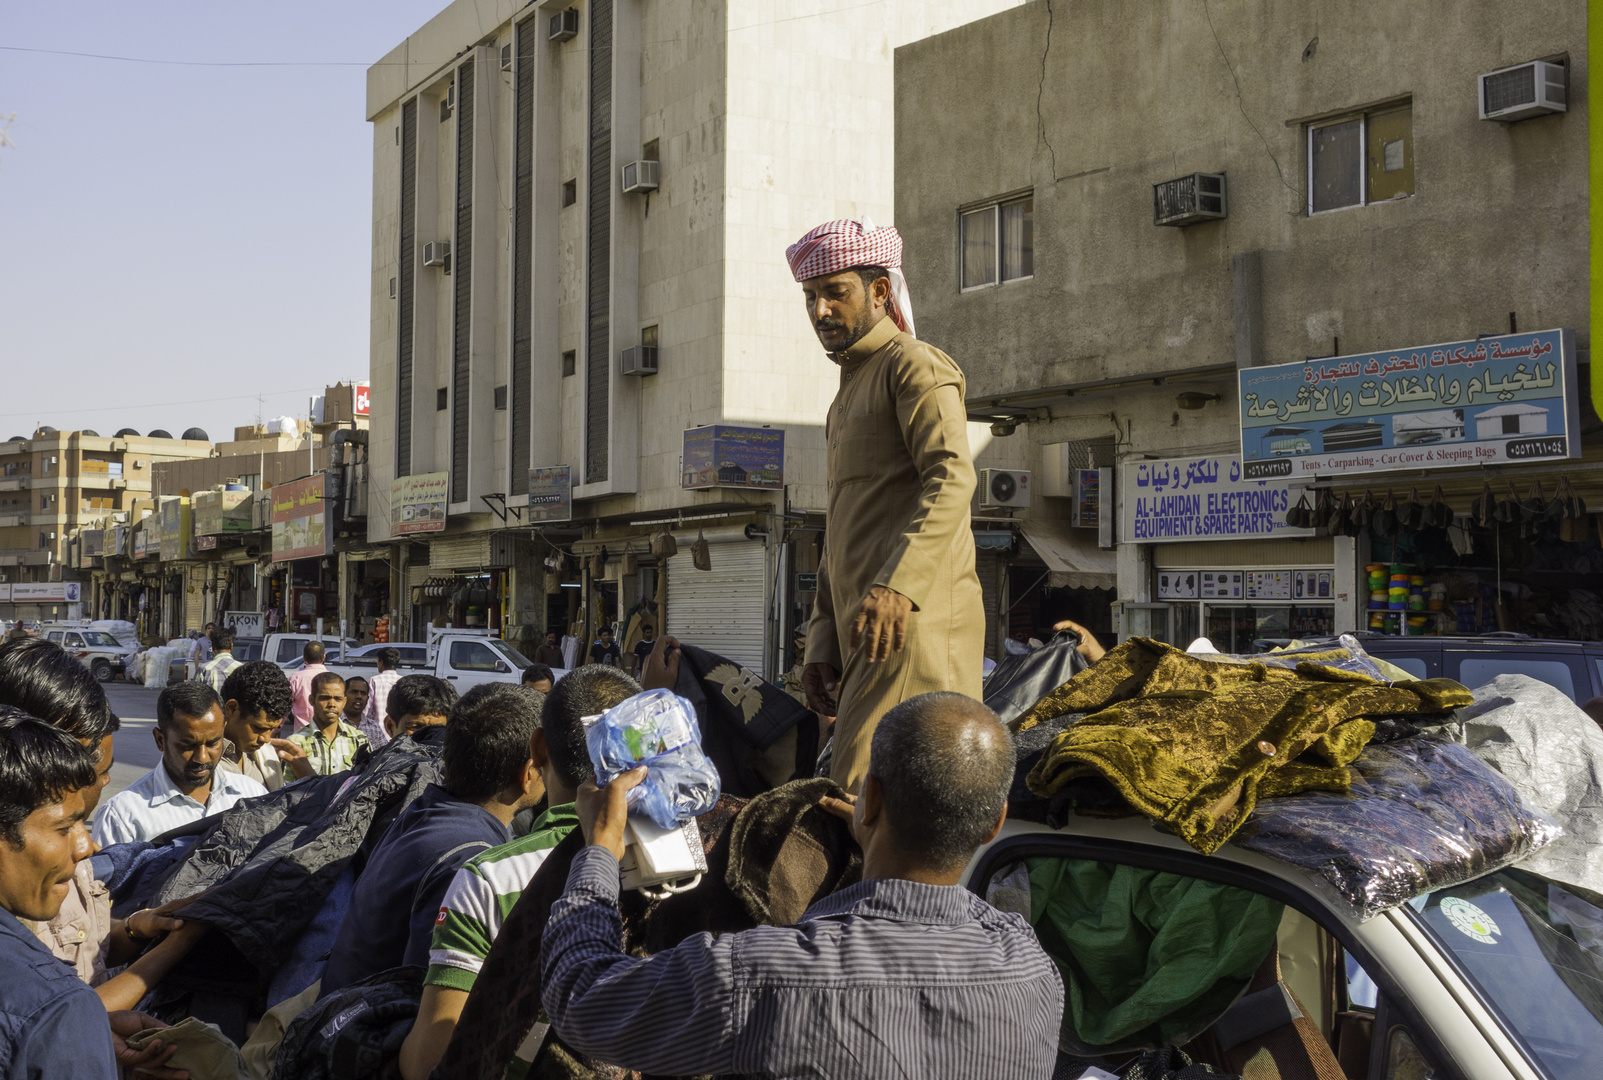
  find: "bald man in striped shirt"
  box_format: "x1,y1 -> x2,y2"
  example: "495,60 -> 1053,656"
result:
542,692 -> 1062,1079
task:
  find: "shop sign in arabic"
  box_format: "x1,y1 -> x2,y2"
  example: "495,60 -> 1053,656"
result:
391,472 -> 448,535
528,466 -> 572,523
270,475 -> 328,562
1239,329 -> 1578,479
1120,454 -> 1312,543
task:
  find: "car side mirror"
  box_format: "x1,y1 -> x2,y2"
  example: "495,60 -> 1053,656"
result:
495,661 -> 509,673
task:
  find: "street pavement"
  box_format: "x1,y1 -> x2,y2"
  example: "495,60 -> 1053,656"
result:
104,680 -> 166,801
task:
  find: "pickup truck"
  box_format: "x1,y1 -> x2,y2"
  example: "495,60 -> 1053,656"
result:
262,632 -> 361,668
320,631 -> 557,693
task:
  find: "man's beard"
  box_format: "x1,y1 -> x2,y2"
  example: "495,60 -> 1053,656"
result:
815,304 -> 881,351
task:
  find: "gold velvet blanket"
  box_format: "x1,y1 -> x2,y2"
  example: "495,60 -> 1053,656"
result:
1017,638 -> 1473,853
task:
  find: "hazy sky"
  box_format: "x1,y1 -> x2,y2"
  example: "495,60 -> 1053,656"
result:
0,1 -> 446,442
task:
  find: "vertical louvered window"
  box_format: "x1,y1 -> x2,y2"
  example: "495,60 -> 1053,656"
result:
450,62 -> 475,502
510,22 -> 535,496
396,98 -> 418,478
585,0 -> 613,483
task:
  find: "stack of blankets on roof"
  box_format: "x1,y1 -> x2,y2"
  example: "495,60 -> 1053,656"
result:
1002,635 -> 1603,918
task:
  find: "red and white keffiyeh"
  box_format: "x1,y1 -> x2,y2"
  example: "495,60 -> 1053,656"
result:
786,216 -> 916,337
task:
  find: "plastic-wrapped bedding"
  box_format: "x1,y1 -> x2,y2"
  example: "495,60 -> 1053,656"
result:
1231,736 -> 1559,920
586,688 -> 721,830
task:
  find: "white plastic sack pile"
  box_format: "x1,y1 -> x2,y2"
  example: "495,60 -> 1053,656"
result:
141,646 -> 184,689
1448,674 -> 1603,898
90,621 -> 139,649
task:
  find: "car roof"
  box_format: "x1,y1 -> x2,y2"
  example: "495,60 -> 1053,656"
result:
1257,634 -> 1603,655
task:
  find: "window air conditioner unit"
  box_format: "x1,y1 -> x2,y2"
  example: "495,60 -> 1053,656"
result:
500,43 -> 513,70
1479,60 -> 1567,122
1154,172 -> 1227,227
423,241 -> 451,267
978,468 -> 1031,510
621,160 -> 660,194
620,346 -> 659,376
549,9 -> 579,42
446,82 -> 456,111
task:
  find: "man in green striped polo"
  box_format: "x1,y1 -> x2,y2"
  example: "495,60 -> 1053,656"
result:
396,665 -> 643,1080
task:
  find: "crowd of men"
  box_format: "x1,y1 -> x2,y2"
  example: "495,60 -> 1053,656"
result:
0,221 -> 1073,1079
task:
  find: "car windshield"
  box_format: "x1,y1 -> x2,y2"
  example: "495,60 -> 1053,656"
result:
488,638 -> 532,669
80,631 -> 120,646
1409,867 -> 1603,1080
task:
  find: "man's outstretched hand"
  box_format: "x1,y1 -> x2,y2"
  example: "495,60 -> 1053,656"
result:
639,635 -> 683,692
850,586 -> 912,664
576,766 -> 648,860
801,663 -> 839,718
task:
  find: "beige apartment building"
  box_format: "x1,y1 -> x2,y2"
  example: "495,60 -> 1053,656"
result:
366,0 -> 1025,673
896,0 -> 1590,650
0,426 -> 211,621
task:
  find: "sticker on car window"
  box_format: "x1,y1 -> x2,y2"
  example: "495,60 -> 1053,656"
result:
1441,896 -> 1500,944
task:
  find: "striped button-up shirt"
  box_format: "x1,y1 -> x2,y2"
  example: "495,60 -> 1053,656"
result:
199,651 -> 244,694
284,719 -> 369,776
361,668 -> 402,748
542,846 -> 1064,1079
92,763 -> 268,846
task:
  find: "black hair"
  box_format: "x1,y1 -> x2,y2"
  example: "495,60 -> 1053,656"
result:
375,647 -> 401,670
344,675 -> 369,689
310,670 -> 345,696
522,664 -> 555,686
211,628 -> 235,652
856,265 -> 890,295
443,683 -> 542,802
303,641 -> 325,664
220,661 -> 292,724
0,705 -> 98,847
387,674 -> 458,723
541,665 -> 640,788
868,692 -> 1013,872
156,681 -> 222,731
0,637 -> 119,742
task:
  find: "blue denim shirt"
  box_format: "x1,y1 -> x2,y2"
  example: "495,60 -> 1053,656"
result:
0,905 -> 118,1079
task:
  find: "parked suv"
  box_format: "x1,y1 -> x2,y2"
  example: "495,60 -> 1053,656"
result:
39,624 -> 136,682
1256,633 -> 1603,705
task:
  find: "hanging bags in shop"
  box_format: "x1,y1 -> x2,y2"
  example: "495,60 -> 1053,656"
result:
1371,491 -> 1399,539
1285,491 -> 1313,529
1427,485 -> 1454,530
691,528 -> 712,571
1400,487 -> 1424,532
650,527 -> 678,559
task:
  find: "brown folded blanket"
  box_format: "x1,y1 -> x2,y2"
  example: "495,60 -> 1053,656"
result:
1020,638 -> 1472,853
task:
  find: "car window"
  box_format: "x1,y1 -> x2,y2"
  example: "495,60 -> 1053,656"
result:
401,647 -> 427,662
1457,656 -> 1576,699
276,640 -> 302,664
488,639 -> 532,669
1411,869 -> 1603,1080
234,640 -> 262,662
449,641 -> 502,672
64,633 -> 84,647
1379,655 -> 1428,679
47,631 -> 63,642
81,631 -> 119,647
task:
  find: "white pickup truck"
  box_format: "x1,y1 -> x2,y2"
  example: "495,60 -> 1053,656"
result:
262,632 -> 362,668
319,630 -> 556,693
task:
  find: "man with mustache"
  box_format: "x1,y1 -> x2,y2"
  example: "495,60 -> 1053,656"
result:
787,218 -> 985,793
93,681 -> 267,845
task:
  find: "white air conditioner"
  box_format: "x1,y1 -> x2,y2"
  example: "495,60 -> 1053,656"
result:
1154,172 -> 1227,226
423,241 -> 451,267
979,468 -> 1031,510
500,43 -> 513,70
620,346 -> 659,376
549,9 -> 579,41
1480,60 -> 1567,122
621,160 -> 660,194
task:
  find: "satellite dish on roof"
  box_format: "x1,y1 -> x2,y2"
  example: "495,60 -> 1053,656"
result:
181,427 -> 209,442
148,429 -> 172,439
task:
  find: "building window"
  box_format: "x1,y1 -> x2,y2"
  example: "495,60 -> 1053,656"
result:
437,387 -> 449,411
494,384 -> 508,410
562,349 -> 577,377
641,325 -> 659,349
1309,103 -> 1413,214
562,179 -> 577,207
960,194 -> 1033,291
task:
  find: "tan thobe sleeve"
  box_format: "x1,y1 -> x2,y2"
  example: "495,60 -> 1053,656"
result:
806,549 -> 843,670
872,353 -> 977,610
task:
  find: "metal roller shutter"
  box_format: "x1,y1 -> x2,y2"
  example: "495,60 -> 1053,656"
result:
584,0 -> 612,483
450,61 -> 475,502
667,541 -> 766,672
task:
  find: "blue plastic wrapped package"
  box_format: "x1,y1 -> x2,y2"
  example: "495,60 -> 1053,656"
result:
585,689 -> 722,830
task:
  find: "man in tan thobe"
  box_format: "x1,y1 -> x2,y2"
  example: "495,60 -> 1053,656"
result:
787,218 -> 985,792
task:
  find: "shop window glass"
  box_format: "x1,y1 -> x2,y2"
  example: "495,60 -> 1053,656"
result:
1310,120 -> 1362,212
1310,104 -> 1414,214
1458,657 -> 1574,699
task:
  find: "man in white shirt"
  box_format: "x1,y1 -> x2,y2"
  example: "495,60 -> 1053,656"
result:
360,647 -> 402,749
93,681 -> 266,846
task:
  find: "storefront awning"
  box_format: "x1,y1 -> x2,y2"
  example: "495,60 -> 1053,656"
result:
1019,519 -> 1117,590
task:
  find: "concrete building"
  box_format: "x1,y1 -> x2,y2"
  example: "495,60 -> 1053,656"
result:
365,0 -> 1026,673
0,427 -> 211,623
896,0 -> 1590,648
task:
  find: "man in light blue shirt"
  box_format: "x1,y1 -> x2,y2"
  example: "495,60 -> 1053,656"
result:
93,681 -> 266,845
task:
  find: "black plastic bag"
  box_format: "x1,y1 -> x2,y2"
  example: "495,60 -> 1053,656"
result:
983,630 -> 1089,727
